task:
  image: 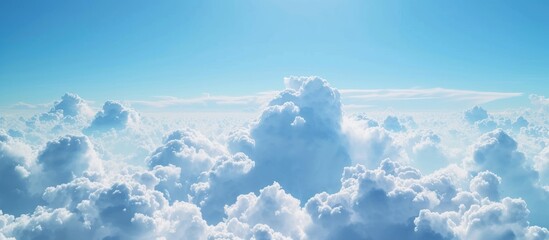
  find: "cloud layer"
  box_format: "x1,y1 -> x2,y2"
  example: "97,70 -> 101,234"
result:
0,77 -> 547,239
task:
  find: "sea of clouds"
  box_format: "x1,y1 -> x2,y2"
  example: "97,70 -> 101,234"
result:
0,77 -> 548,240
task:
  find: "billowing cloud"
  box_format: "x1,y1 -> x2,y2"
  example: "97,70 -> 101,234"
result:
229,77 -> 350,201
530,94 -> 549,110
41,93 -> 93,121
84,101 -> 140,133
33,135 -> 101,192
466,129 -> 549,226
0,131 -> 36,215
464,106 -> 489,124
0,77 -> 547,240
415,197 -> 549,240
217,182 -> 310,239
383,115 -> 407,132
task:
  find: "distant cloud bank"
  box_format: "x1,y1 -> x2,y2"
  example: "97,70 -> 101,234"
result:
0,77 -> 546,240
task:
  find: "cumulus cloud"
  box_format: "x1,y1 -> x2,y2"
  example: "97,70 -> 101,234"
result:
84,101 -> 140,133
343,122 -> 406,168
466,129 -> 549,226
229,76 -> 351,201
0,131 -> 37,215
306,160 -> 438,239
0,77 -> 547,240
42,93 -> 93,121
146,128 -> 227,199
1,168 -> 209,240
535,146 -> 549,184
218,182 -> 310,239
32,135 -> 101,192
530,94 -> 549,110
383,115 -> 406,132
464,106 -> 489,124
469,171 -> 501,201
305,159 -> 547,240
415,197 -> 549,240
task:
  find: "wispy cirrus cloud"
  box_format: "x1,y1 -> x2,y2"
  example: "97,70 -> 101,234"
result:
340,88 -> 522,104
127,88 -> 522,111
128,91 -> 278,108
10,102 -> 50,110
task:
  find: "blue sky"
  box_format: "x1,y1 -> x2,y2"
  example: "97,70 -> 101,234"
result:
1,0 -> 548,110
2,2 -> 549,238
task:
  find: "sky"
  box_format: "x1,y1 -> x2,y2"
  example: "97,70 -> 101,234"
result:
1,2 -> 549,240
1,0 -> 548,111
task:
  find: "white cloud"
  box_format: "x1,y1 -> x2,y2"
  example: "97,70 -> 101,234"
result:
47,93 -> 94,119
127,88 -> 521,112
464,106 -> 489,124
228,77 -> 351,202
530,94 -> 549,107
221,182 -> 310,240
128,92 -> 278,111
415,197 -> 549,240
32,135 -> 102,193
341,88 -> 522,104
84,101 -> 140,133
383,115 -> 407,132
0,77 -> 547,240
466,129 -> 549,226
0,131 -> 37,215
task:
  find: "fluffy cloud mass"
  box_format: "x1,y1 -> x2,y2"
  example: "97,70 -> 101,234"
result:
84,101 -> 140,133
0,77 -> 548,239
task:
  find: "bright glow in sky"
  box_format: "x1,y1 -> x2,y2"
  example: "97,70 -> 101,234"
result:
1,0 -> 548,111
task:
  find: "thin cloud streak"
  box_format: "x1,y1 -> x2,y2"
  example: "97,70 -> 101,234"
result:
128,91 -> 278,108
128,88 -> 522,109
340,88 -> 522,104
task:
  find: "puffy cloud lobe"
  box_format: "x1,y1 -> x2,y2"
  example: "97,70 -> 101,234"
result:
464,106 -> 489,123
305,160 -> 443,240
1,77 -> 548,240
383,115 -> 406,132
34,135 -> 101,191
218,182 -> 310,240
535,146 -> 549,184
0,131 -> 37,215
144,128 -> 257,223
343,120 -> 405,168
194,77 -> 351,223
402,130 -> 450,174
7,129 -> 23,138
512,116 -> 529,131
146,128 -> 229,201
467,129 -> 548,226
250,224 -> 292,240
42,93 -> 93,121
0,206 -> 92,240
469,171 -> 500,201
476,118 -> 498,132
227,128 -> 255,154
1,172 -> 209,240
230,77 -> 350,202
415,198 -> 549,240
353,114 -> 379,128
305,159 -> 547,240
84,101 -> 139,133
189,152 -> 255,223
468,129 -> 532,178
530,94 -> 549,112
147,201 -> 209,240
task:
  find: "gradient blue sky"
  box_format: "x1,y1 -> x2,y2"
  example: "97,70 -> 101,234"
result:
1,0 -> 548,110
